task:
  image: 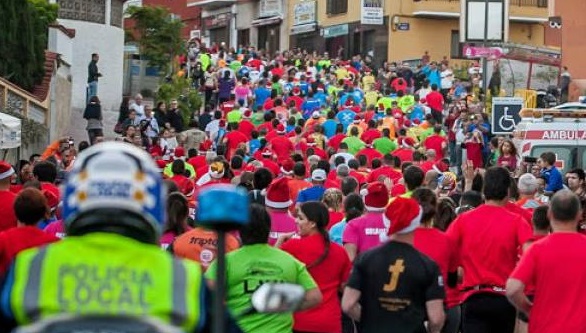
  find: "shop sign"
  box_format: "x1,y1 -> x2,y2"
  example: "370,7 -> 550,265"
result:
290,23 -> 316,35
361,0 -> 384,25
293,1 -> 316,26
259,0 -> 282,18
322,24 -> 348,38
204,13 -> 232,28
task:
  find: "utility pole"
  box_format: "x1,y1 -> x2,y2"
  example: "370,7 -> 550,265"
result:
482,0 -> 489,109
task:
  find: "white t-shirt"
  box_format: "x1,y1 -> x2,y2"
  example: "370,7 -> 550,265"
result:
441,69 -> 454,90
205,119 -> 220,138
130,102 -> 145,119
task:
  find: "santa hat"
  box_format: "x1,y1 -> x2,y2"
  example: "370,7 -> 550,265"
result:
219,119 -> 226,128
383,197 -> 422,236
363,66 -> 372,73
243,110 -> 252,118
156,160 -> 167,172
420,98 -> 427,104
276,123 -> 286,134
173,146 -> 186,160
264,177 -> 292,209
306,137 -> 317,146
43,190 -> 60,212
353,114 -> 361,123
311,111 -> 321,119
280,159 -> 294,176
317,84 -> 325,91
345,99 -> 355,106
266,82 -> 273,88
433,160 -> 450,173
261,148 -> 273,157
292,87 -> 301,96
0,161 -> 14,180
399,137 -> 416,149
359,182 -> 389,212
413,118 -> 422,125
209,161 -> 225,179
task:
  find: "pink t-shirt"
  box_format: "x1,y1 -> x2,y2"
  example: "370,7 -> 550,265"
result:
160,227 -> 193,250
268,210 -> 297,246
342,211 -> 387,254
44,220 -> 66,239
234,85 -> 251,103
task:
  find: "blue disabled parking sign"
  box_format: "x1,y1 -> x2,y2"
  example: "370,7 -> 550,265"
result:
491,97 -> 524,135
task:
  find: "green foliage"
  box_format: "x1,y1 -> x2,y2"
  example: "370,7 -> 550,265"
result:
125,6 -> 185,76
0,0 -> 58,91
2,109 -> 48,148
156,76 -> 202,126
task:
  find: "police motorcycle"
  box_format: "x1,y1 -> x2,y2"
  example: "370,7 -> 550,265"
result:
14,283 -> 306,333
10,153 -> 305,333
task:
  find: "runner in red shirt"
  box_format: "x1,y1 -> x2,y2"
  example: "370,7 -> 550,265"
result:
327,125 -> 347,151
356,142 -> 383,168
0,161 -> 17,232
392,137 -> 416,163
367,154 -> 402,184
423,125 -> 447,160
269,124 -> 294,161
360,120 -> 382,144
222,123 -> 248,160
507,190 -> 586,333
238,110 -> 255,139
287,87 -> 304,110
447,167 -> 531,333
279,202 -> 351,333
425,84 -> 445,123
0,188 -> 60,275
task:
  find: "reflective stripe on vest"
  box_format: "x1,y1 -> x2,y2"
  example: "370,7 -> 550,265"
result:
10,236 -> 202,332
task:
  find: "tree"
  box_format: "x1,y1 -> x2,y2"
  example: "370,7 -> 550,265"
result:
0,0 -> 57,91
125,6 -> 184,76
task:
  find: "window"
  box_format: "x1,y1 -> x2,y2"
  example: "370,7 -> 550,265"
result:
327,0 -> 348,15
450,30 -> 464,59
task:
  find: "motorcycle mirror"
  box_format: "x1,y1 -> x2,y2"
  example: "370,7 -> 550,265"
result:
251,283 -> 305,313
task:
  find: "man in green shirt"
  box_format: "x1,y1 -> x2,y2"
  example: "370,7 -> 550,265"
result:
227,105 -> 243,124
342,126 -> 366,155
373,128 -> 398,155
206,205 -> 322,333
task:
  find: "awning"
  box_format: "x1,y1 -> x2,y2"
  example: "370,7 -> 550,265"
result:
187,0 -> 235,8
251,16 -> 282,27
509,16 -> 548,23
290,23 -> 317,35
412,11 -> 459,19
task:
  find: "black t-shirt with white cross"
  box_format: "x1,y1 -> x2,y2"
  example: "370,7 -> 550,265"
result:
347,240 -> 445,333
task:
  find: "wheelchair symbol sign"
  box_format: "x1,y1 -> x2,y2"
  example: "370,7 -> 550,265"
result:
492,98 -> 524,134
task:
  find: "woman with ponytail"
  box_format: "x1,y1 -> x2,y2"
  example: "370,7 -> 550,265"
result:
279,201 -> 352,333
160,192 -> 193,250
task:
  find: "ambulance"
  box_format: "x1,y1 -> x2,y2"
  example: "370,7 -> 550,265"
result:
512,108 -> 586,173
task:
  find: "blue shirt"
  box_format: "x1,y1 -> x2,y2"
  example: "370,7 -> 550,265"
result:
301,99 -> 321,118
249,139 -> 261,155
297,185 -> 326,203
322,119 -> 338,138
254,87 -> 271,109
541,166 -> 564,192
314,92 -> 328,107
422,65 -> 441,88
336,109 -> 356,132
329,220 -> 348,245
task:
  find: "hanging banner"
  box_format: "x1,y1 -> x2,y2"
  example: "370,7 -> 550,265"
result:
361,0 -> 384,25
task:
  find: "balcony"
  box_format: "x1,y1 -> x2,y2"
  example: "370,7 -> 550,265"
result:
410,0 -> 548,22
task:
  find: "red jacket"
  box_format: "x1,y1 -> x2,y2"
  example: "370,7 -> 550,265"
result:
0,226 -> 59,275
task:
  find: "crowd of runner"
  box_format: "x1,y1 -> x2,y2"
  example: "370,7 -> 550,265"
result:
0,44 -> 585,333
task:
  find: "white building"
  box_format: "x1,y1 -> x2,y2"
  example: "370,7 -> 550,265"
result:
48,0 -> 127,111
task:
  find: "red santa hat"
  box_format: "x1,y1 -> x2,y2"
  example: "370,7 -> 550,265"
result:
43,190 -> 60,212
399,137 -> 416,149
413,118 -> 422,125
261,148 -> 273,157
306,137 -> 317,146
317,84 -> 325,91
359,181 -> 389,212
433,160 -> 450,173
266,81 -> 273,88
0,161 -> 14,180
353,114 -> 361,123
292,87 -> 301,96
345,98 -> 355,106
180,179 -> 195,197
420,98 -> 427,104
311,111 -> 321,119
173,146 -> 186,160
276,123 -> 286,134
209,161 -> 225,179
264,177 -> 292,209
383,197 -> 422,236
243,110 -> 252,118
403,119 -> 412,128
219,119 -> 226,128
155,160 -> 167,172
280,159 -> 294,176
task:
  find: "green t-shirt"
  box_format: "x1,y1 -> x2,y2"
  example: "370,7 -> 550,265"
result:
342,136 -> 366,155
227,110 -> 242,124
206,244 -> 317,333
420,128 -> 446,142
199,53 -> 211,71
230,61 -> 242,71
373,137 -> 398,155
377,96 -> 393,111
251,112 -> 264,127
163,161 -> 196,179
399,95 -> 415,113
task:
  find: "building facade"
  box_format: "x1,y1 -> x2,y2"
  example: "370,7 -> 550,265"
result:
188,0 -> 289,53
288,0 -> 548,66
50,0 -> 127,110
